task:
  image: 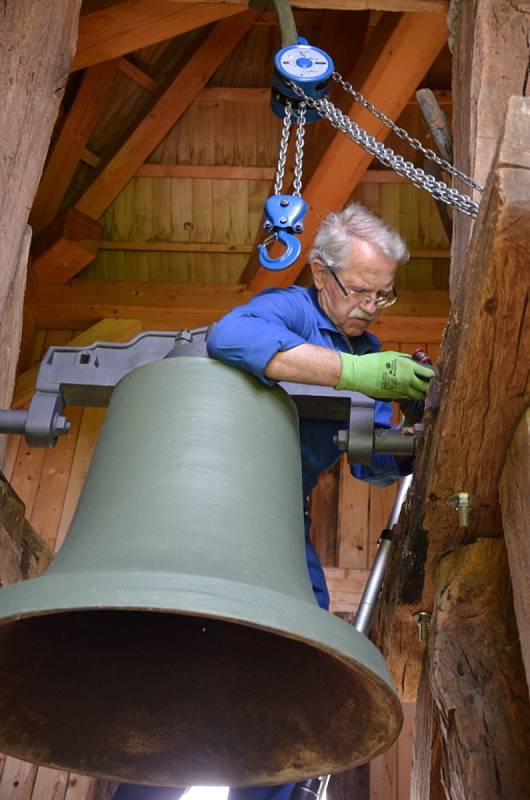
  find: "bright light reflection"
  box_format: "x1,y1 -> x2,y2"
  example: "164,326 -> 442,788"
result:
182,787 -> 229,800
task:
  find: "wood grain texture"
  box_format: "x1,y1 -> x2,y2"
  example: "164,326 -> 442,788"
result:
27,280 -> 448,331
429,539 -> 530,799
31,209 -> 102,284
374,96 -> 530,700
73,1 -> 248,71
0,0 -> 81,465
30,61 -> 119,235
75,12 -> 257,220
410,659 -> 446,800
450,0 -> 530,297
310,461 -> 340,566
499,408 -> 530,691
0,228 -> 30,467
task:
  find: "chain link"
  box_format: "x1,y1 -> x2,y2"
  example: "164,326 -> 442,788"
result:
274,102 -> 293,195
332,71 -> 484,194
287,83 -> 480,217
292,103 -> 306,196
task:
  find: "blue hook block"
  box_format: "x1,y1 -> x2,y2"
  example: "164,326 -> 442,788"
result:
258,195 -> 308,271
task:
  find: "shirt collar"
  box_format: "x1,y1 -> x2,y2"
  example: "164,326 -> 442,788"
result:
307,285 -> 376,355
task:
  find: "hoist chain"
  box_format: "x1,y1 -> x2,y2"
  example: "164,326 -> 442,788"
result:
287,82 -> 481,218
274,101 -> 293,195
292,103 -> 306,196
274,101 -> 307,196
332,71 -> 484,194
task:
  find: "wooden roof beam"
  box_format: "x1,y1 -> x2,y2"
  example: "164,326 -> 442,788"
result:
32,12 -> 256,285
26,279 -> 448,339
73,1 -> 249,71
374,96 -> 530,701
74,12 -> 257,222
240,11 -> 448,290
29,60 -> 120,236
31,208 -> 102,284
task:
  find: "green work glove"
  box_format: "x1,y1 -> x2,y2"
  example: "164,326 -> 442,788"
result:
336,351 -> 435,401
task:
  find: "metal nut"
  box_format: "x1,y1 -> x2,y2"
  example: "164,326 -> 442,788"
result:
53,415 -> 72,435
332,429 -> 349,452
448,492 -> 478,528
413,611 -> 431,642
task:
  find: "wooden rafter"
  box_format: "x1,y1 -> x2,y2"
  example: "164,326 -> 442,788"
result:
74,11 -> 257,222
31,208 -> 102,284
26,279 -> 448,338
72,1 -> 248,71
241,11 -> 448,289
29,60 -> 120,236
374,96 -> 530,701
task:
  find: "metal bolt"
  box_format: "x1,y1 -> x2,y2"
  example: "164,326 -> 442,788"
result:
53,415 -> 72,436
447,492 -> 478,527
294,223 -> 303,232
280,198 -> 289,206
332,429 -> 349,452
413,611 -> 431,642
279,216 -> 288,224
264,222 -> 273,232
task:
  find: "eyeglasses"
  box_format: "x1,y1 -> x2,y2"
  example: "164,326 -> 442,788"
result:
324,265 -> 398,309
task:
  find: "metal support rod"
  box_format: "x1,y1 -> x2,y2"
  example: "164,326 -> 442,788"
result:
354,474 -> 413,635
0,410 -> 28,436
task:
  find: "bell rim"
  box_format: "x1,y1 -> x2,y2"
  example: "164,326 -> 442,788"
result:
0,567 -> 403,772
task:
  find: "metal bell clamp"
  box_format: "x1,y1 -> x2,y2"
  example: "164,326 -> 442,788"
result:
258,39 -> 335,270
0,328 -> 421,464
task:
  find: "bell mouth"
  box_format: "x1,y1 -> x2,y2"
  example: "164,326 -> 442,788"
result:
0,608 -> 401,787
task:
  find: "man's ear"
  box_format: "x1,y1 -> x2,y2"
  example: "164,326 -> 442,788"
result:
311,260 -> 326,289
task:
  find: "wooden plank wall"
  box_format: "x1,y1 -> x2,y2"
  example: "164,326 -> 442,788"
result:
1,329 -> 441,800
83,180 -> 449,288
71,48 -> 450,290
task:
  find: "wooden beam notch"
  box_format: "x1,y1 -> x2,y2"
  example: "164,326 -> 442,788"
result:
31,208 -> 102,284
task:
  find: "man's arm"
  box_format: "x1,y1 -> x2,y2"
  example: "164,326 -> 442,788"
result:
264,343 -> 342,386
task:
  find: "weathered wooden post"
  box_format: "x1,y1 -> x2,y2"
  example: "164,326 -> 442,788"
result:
0,0 -> 82,464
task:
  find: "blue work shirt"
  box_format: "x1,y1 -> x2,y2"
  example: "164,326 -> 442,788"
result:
207,285 -> 404,608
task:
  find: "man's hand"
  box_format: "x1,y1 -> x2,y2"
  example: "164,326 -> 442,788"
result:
336,351 -> 435,401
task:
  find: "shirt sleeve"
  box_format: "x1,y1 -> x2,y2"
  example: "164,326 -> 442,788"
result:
207,288 -> 309,385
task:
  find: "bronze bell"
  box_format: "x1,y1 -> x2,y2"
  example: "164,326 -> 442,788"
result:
0,357 -> 402,787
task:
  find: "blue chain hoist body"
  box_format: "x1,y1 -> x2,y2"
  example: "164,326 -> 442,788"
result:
258,38 -> 334,271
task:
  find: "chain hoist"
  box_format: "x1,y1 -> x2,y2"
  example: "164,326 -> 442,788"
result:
259,39 -> 484,271
258,38 -> 333,270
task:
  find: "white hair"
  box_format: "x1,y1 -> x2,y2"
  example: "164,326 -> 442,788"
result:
308,202 -> 409,269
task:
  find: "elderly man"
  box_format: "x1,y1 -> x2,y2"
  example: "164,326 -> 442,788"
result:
204,203 -> 433,800
207,202 -> 433,609
113,204 -> 433,800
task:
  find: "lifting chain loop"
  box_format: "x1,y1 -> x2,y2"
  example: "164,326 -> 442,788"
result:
292,103 -> 306,196
287,81 -> 481,218
332,71 -> 484,194
274,102 -> 293,195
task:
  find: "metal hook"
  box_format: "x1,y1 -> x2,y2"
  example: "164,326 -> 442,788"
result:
258,194 -> 308,271
258,229 -> 302,271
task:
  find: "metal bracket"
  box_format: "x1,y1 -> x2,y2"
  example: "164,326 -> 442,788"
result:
1,327 -> 421,459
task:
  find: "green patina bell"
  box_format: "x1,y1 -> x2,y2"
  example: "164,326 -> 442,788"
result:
0,357 -> 402,787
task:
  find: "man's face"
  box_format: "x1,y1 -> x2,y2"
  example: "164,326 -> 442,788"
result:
311,237 -> 398,338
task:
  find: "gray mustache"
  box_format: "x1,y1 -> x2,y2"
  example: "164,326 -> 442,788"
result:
347,308 -> 377,321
